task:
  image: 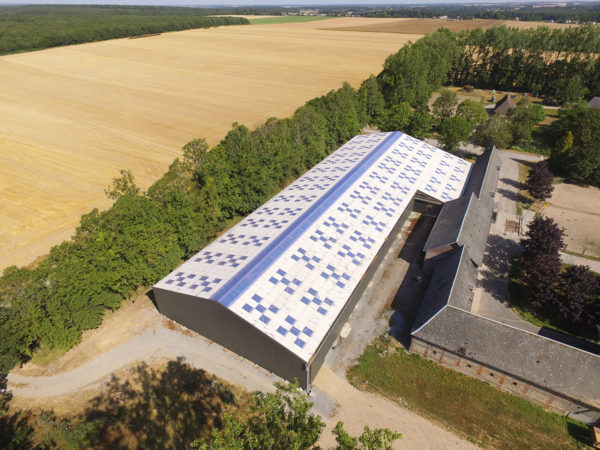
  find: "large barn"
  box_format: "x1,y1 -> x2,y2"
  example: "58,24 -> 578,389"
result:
153,132 -> 472,389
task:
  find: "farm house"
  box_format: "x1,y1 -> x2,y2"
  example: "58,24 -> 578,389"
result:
152,132 -> 473,389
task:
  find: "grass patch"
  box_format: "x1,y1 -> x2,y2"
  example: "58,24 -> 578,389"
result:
563,249 -> 600,263
348,343 -> 592,450
508,256 -> 599,342
28,344 -> 69,368
249,16 -> 337,24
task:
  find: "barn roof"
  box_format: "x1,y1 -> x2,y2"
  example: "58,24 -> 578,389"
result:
588,97 -> 600,108
494,94 -> 516,115
154,132 -> 472,362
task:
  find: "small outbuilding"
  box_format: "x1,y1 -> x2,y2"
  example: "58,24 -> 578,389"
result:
588,97 -> 600,108
494,94 -> 516,115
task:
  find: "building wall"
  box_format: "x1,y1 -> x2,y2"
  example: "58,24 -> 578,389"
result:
153,287 -> 309,388
410,338 -> 600,423
308,194 -> 417,386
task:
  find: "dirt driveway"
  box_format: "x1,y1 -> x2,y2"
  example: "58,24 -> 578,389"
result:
544,183 -> 600,259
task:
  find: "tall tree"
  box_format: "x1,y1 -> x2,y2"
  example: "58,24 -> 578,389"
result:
432,88 -> 458,121
526,161 -> 554,203
555,265 -> 600,325
473,114 -> 513,149
437,116 -> 472,154
456,99 -> 488,129
358,75 -> 386,125
520,217 -> 565,306
379,102 -> 413,132
104,169 -> 141,200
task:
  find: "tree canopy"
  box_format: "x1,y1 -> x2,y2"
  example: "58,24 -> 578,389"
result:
192,382 -> 401,450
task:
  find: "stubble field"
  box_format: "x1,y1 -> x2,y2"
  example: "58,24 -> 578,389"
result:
0,18 -> 422,271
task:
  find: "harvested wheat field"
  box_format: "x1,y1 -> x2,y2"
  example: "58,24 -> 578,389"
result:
322,17 -> 576,34
0,18 -> 421,272
544,183 -> 600,259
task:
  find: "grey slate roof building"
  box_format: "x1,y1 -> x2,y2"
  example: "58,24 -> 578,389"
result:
494,94 -> 516,115
411,144 -> 600,423
588,97 -> 600,108
423,146 -> 501,268
412,306 -> 600,411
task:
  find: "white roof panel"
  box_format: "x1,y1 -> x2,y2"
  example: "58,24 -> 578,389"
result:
154,132 -> 472,362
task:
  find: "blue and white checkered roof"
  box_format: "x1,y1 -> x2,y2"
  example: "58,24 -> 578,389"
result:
154,132 -> 472,362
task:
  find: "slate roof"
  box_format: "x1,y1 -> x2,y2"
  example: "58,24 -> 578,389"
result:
494,94 -> 516,115
412,246 -> 478,332
413,306 -> 600,408
424,146 -> 501,266
423,193 -> 490,267
462,146 -> 502,211
588,97 -> 600,108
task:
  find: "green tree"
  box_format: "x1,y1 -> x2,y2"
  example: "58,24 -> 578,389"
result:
548,108 -> 600,185
432,88 -> 458,121
104,169 -> 140,200
407,109 -> 434,140
456,99 -> 488,128
358,75 -> 386,125
437,116 -> 472,153
554,76 -> 585,107
379,102 -> 413,132
378,29 -> 458,108
192,382 -> 401,450
473,114 -> 513,149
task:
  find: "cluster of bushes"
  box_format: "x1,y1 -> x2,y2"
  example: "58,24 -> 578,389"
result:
0,82 -> 373,373
519,216 -> 600,334
450,25 -> 600,101
0,6 -> 250,55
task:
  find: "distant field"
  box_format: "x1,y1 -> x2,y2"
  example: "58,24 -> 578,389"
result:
322,18 -> 575,34
249,16 -> 338,24
0,18 -> 420,271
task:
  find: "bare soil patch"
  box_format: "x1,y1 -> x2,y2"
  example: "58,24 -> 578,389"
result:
12,290 -> 157,377
0,22 -> 419,272
545,183 -> 600,258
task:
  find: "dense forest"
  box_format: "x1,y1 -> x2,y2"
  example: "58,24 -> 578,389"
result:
0,5 -> 250,55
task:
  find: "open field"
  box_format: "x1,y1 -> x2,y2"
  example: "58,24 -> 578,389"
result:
545,183 -> 600,259
0,18 -> 421,272
321,18 -> 576,34
248,15 -> 338,24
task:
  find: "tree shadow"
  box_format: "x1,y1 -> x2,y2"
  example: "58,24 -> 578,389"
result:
83,358 -> 236,450
478,234 -> 522,302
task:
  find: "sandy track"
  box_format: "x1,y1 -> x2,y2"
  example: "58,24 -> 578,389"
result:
0,20 -> 419,271
7,298 -> 476,450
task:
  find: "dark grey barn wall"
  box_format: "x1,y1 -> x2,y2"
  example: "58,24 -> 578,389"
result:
153,288 -> 308,388
308,195 -> 417,385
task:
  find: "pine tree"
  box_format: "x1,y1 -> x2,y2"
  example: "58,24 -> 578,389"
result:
526,161 -> 554,203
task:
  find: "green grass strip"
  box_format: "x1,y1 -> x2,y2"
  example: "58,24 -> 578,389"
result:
348,344 -> 592,450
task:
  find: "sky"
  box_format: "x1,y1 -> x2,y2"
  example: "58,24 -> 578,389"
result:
0,0 -> 589,5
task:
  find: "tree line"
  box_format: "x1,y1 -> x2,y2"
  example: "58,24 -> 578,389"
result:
353,4 -> 600,23
0,6 -> 250,55
450,24 -> 600,99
